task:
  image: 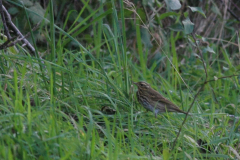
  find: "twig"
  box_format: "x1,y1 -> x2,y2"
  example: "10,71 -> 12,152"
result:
0,36 -> 17,49
205,37 -> 238,47
1,5 -> 36,55
227,7 -> 240,22
5,22 -> 41,49
191,33 -> 208,79
221,0 -> 240,22
211,87 -> 219,104
172,85 -> 204,147
171,34 -> 239,151
218,0 -> 228,45
172,32 -> 209,150
237,31 -> 240,64
0,1 -> 11,39
204,75 -> 239,84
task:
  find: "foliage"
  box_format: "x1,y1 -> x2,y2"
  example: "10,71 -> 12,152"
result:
0,0 -> 240,159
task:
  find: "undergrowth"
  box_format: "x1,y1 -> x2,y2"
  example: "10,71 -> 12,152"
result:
0,0 -> 240,159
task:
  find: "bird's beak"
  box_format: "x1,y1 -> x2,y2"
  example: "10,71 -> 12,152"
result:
132,82 -> 137,85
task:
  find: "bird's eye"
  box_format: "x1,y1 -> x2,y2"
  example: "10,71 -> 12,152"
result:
140,83 -> 144,86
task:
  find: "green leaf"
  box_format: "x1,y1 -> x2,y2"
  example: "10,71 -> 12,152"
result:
203,46 -> 215,54
188,37 -> 196,47
8,7 -> 19,15
183,11 -> 189,18
188,6 -> 206,18
182,18 -> 194,34
211,5 -> 222,17
159,12 -> 180,20
209,137 -> 229,144
141,28 -> 152,49
169,23 -> 184,31
165,0 -> 181,10
163,149 -> 170,160
20,0 -> 33,6
29,3 -> 46,24
236,65 -> 240,71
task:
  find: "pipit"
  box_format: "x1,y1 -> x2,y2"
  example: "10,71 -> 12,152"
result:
133,81 -> 187,117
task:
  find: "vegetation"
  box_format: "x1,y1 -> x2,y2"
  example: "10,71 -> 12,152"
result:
0,0 -> 239,159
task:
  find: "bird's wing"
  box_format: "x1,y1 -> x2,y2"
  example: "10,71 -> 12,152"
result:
148,89 -> 187,114
148,89 -> 176,105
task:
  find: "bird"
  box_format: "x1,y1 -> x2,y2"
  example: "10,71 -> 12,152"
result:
133,81 -> 187,117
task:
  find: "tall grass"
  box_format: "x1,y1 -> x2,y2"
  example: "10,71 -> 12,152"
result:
0,0 -> 239,159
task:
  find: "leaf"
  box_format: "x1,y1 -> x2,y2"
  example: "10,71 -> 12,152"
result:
188,6 -> 206,18
168,23 -> 184,31
163,149 -> 170,160
164,0 -> 181,10
29,3 -> 46,24
223,66 -> 229,71
20,0 -> 33,6
209,137 -> 229,144
211,5 -> 222,17
188,37 -> 196,47
184,135 -> 198,146
141,28 -> 152,49
182,18 -> 194,34
184,152 -> 193,160
8,7 -> 19,15
183,11 -> 189,18
236,65 -> 240,71
159,12 -> 180,20
203,46 -> 215,54
193,53 -> 200,59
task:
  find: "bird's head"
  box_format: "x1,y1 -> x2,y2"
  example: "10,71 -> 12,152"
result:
133,81 -> 150,91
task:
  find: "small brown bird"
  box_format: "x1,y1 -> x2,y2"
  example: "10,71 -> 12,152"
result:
133,81 -> 187,117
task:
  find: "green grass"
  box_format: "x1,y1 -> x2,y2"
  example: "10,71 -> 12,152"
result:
0,0 -> 240,160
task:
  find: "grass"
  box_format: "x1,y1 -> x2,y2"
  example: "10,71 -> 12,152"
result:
0,0 -> 240,160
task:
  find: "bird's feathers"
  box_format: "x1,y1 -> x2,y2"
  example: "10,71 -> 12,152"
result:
134,81 -> 187,114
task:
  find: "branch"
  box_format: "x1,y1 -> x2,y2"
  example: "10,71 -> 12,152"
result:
0,1 -> 11,39
172,85 -> 204,147
191,33 -> 208,79
204,75 -> 239,84
172,32 -> 209,151
5,22 -> 40,49
0,36 -> 17,49
172,49 -> 239,153
1,5 -> 36,55
220,0 -> 240,22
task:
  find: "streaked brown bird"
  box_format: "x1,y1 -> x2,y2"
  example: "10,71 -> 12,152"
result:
133,81 -> 187,117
